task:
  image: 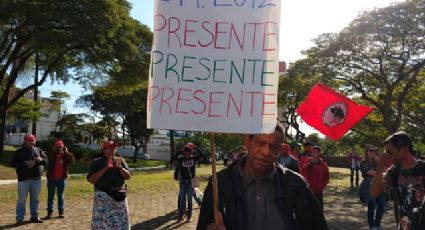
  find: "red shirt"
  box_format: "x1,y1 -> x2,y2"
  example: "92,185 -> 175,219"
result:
301,158 -> 329,194
50,152 -> 64,180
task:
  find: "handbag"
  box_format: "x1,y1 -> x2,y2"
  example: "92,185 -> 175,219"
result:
191,177 -> 200,188
358,179 -> 372,203
103,185 -> 127,202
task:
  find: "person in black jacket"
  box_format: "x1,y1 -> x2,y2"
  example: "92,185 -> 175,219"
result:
10,134 -> 48,225
197,122 -> 328,230
176,143 -> 203,223
278,143 -> 300,173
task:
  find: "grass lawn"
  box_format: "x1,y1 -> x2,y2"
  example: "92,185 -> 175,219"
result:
0,165 -> 353,205
0,165 -> 224,208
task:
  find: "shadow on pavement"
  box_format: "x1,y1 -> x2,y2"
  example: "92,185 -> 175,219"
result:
132,210 -> 186,230
0,220 -> 31,229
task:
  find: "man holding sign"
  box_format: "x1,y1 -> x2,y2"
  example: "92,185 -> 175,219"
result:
196,122 -> 328,230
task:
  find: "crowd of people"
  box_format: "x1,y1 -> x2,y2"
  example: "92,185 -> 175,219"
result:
8,124 -> 425,230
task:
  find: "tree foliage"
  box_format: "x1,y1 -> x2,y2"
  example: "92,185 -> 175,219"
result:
301,0 -> 425,135
0,0 -> 142,153
280,0 -> 425,150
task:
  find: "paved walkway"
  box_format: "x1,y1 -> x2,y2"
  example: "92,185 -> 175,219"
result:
0,168 -> 397,230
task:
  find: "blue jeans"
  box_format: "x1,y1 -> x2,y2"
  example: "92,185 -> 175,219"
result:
16,179 -> 42,221
178,178 -> 193,219
367,194 -> 385,228
47,179 -> 66,214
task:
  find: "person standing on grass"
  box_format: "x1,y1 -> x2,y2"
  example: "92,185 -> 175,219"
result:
10,134 -> 48,225
300,146 -> 329,211
44,140 -> 75,219
360,146 -> 385,230
87,140 -> 132,230
223,152 -> 228,168
176,142 -> 203,223
348,147 -> 361,187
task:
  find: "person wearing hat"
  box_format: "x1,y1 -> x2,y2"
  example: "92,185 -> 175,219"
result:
289,140 -> 301,160
44,140 -> 75,219
278,143 -> 300,173
299,141 -> 313,162
87,140 -> 132,230
10,134 -> 48,224
176,142 -> 203,223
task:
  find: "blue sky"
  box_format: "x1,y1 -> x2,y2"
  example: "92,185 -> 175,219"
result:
36,0 -> 401,134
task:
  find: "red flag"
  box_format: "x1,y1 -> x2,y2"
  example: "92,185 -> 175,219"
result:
296,83 -> 374,141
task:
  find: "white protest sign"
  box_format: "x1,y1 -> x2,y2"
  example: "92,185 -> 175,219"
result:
147,0 -> 281,134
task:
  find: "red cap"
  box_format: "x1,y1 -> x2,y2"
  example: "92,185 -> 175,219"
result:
24,134 -> 36,142
185,142 -> 196,150
54,140 -> 65,148
102,141 -> 118,150
282,144 -> 290,151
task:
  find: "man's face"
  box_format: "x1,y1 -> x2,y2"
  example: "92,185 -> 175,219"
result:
244,131 -> 283,175
183,149 -> 191,159
292,146 -> 300,154
103,147 -> 117,157
384,143 -> 407,165
281,145 -> 289,156
304,145 -> 312,153
311,148 -> 321,159
25,140 -> 35,148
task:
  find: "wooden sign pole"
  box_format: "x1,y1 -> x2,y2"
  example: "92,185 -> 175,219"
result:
209,132 -> 220,223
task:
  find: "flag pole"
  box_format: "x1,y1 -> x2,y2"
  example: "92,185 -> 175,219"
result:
209,132 -> 220,223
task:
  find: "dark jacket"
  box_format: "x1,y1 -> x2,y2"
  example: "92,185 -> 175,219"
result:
196,161 -> 328,230
46,151 -> 75,180
278,155 -> 300,173
10,147 -> 48,181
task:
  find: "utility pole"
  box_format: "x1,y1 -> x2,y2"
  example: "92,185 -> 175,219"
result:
32,53 -> 39,136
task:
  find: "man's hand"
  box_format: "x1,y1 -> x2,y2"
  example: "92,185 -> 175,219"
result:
115,157 -> 122,168
377,152 -> 391,170
25,160 -> 36,168
34,157 -> 43,162
206,212 -> 226,230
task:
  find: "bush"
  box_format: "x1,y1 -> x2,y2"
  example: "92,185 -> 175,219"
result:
36,139 -> 98,161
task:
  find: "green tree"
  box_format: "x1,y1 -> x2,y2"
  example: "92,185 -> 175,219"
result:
0,0 -> 141,153
298,0 -> 425,136
55,113 -> 90,142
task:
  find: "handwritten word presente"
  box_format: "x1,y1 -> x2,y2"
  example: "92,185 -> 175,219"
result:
160,0 -> 277,9
154,15 -> 278,51
148,87 -> 276,118
151,50 -> 275,86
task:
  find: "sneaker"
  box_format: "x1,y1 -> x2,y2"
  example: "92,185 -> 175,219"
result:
186,218 -> 191,223
15,220 -> 24,226
58,212 -> 65,218
30,217 -> 44,223
43,213 -> 52,220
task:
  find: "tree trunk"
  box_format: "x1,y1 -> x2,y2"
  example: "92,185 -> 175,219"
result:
169,130 -> 175,168
32,52 -> 39,136
132,145 -> 140,163
0,106 -> 7,155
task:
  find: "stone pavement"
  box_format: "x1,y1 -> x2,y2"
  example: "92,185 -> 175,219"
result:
0,168 -> 397,230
